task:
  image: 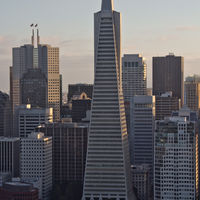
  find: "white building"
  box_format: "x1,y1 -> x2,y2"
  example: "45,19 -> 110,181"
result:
82,0 -> 135,199
15,104 -> 53,138
122,54 -> 147,102
0,137 -> 20,177
21,132 -> 52,200
154,109 -> 199,200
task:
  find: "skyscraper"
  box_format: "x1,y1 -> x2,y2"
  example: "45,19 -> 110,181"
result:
21,68 -> 47,108
21,132 -> 52,200
153,53 -> 184,105
10,29 -> 61,121
14,104 -> 53,138
155,92 -> 181,120
82,0 -> 135,199
11,44 -> 34,112
0,92 -> 11,137
130,96 -> 155,177
185,75 -> 200,112
122,54 -> 147,102
38,44 -> 60,121
0,137 -> 20,177
154,109 -> 199,200
37,122 -> 88,184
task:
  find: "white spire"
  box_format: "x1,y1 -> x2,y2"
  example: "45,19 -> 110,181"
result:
101,0 -> 114,11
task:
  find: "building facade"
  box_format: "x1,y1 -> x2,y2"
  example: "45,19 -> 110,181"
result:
72,92 -> 91,122
14,104 -> 53,138
0,92 -> 11,137
185,75 -> 200,112
155,92 -> 181,120
38,44 -> 61,121
21,68 -> 47,108
154,113 -> 199,199
122,54 -> 147,102
37,122 -> 88,184
0,182 -> 39,200
153,53 -> 184,105
21,132 -> 52,200
0,137 -> 20,177
130,96 -> 155,178
10,31 -> 61,122
68,84 -> 93,102
131,165 -> 151,200
82,0 -> 135,199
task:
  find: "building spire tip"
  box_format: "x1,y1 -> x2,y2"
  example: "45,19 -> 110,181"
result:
101,0 -> 114,11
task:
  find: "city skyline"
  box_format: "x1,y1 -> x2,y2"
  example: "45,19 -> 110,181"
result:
1,0 -> 200,93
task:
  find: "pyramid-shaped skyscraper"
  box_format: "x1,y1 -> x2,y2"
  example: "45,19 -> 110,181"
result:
82,0 -> 135,199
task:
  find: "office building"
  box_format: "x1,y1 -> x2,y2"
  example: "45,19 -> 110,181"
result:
15,104 -> 53,138
185,75 -> 200,112
68,84 -> 93,102
153,53 -> 184,105
38,44 -> 61,121
21,132 -> 52,200
37,122 -> 88,184
131,165 -> 151,200
21,68 -> 47,108
154,109 -> 199,200
130,96 -> 155,177
0,92 -> 11,137
72,92 -> 91,122
10,29 -> 61,121
82,1 -> 135,199
10,44 -> 34,112
0,137 -> 20,177
122,54 -> 147,102
155,92 -> 181,120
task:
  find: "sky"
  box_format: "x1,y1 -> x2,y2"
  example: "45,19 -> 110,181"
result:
1,0 -> 200,93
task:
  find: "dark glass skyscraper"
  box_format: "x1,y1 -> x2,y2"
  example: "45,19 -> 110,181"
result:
153,54 -> 184,105
21,68 -> 47,108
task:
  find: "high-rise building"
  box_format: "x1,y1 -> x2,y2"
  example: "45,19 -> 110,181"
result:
10,44 -> 34,112
122,54 -> 147,102
131,165 -> 151,200
10,29 -> 61,121
0,137 -> 20,177
21,132 -> 52,200
37,122 -> 88,184
68,84 -> 93,102
82,1 -> 135,199
153,53 -> 184,105
38,44 -> 60,121
185,75 -> 200,112
72,92 -> 91,122
130,96 -> 155,177
21,68 -> 47,108
154,109 -> 199,200
155,92 -> 181,120
14,104 -> 53,138
0,92 -> 11,137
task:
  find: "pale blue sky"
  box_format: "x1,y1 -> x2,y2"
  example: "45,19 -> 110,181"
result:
1,0 -> 200,92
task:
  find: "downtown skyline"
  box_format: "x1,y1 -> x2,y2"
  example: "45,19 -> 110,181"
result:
1,0 -> 200,93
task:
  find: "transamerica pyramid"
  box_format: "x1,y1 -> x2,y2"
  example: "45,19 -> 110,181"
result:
82,0 -> 136,199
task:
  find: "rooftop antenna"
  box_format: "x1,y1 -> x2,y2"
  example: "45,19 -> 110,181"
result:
30,23 -> 34,46
35,24 -> 40,47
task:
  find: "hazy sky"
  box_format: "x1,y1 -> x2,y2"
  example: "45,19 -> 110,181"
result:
1,0 -> 200,93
